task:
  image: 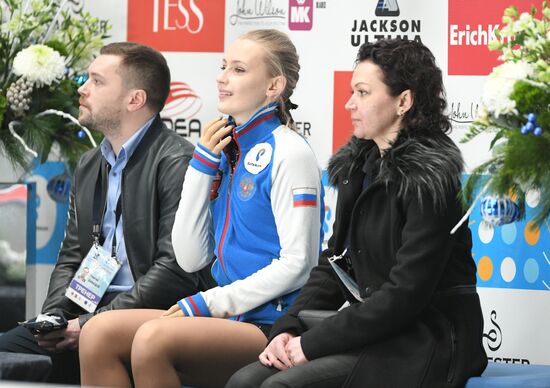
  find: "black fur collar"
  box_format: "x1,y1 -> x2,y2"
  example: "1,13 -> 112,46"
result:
328,132 -> 464,212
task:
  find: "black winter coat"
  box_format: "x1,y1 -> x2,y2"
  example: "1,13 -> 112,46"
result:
270,133 -> 487,387
41,116 -> 215,326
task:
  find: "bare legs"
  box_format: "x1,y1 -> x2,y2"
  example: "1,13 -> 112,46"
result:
79,309 -> 163,387
131,317 -> 267,388
79,310 -> 268,388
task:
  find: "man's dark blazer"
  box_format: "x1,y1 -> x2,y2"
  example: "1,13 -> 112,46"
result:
42,115 -> 214,325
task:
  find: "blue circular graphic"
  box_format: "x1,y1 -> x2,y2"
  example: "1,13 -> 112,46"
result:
500,223 -> 517,245
523,258 -> 539,283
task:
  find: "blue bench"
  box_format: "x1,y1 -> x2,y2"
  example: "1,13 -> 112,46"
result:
466,362 -> 550,387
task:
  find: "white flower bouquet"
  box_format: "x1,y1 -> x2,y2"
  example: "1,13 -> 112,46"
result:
13,44 -> 66,86
0,0 -> 111,170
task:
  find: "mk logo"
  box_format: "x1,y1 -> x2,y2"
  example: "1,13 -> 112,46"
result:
289,0 -> 313,30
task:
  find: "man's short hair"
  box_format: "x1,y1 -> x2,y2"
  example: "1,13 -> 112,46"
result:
100,42 -> 170,113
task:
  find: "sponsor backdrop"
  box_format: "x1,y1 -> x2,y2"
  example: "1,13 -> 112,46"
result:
20,0 -> 549,365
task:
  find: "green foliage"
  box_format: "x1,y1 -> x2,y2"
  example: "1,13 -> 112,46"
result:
462,1 -> 550,227
0,94 -> 7,127
490,1 -> 550,70
511,80 -> 550,129
0,0 -> 110,171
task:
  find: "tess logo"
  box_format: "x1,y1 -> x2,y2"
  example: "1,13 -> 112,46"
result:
332,71 -> 353,153
128,0 -> 225,52
288,0 -> 313,31
448,0 -> 530,75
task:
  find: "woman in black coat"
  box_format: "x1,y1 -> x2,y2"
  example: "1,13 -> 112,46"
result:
227,38 -> 487,388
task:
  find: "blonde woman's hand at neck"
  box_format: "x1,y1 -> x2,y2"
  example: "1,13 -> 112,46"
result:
200,117 -> 234,155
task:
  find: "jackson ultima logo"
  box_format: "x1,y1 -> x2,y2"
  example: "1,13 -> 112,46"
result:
375,0 -> 400,17
448,0 -> 531,75
350,0 -> 421,47
128,0 -> 224,52
161,81 -> 203,139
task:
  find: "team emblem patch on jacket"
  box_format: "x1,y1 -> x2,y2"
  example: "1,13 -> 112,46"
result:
238,174 -> 256,201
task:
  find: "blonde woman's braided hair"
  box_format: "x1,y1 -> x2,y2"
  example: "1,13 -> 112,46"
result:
239,29 -> 300,130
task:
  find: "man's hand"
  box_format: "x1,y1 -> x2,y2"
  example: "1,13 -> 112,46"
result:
259,332 -> 295,370
161,304 -> 184,318
286,336 -> 308,366
36,318 -> 80,352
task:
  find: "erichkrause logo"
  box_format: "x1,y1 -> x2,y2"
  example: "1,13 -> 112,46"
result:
128,0 -> 225,52
332,71 -> 353,153
448,0 -> 530,75
375,0 -> 399,17
161,82 -> 203,139
289,0 -> 313,31
351,0 -> 421,47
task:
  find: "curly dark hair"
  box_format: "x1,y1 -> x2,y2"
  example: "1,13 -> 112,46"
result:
356,38 -> 451,136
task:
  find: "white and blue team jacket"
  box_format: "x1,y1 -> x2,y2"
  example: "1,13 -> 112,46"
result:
172,104 -> 324,324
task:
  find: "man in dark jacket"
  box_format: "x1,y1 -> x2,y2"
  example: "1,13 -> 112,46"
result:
0,42 -> 213,384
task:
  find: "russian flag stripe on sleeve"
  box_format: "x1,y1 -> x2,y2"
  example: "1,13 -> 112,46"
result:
190,144 -> 221,175
293,188 -> 317,207
188,296 -> 202,316
195,144 -> 221,163
177,292 -> 211,317
194,153 -> 218,169
178,299 -> 195,317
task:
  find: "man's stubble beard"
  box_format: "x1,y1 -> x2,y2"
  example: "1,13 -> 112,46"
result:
79,106 -> 122,137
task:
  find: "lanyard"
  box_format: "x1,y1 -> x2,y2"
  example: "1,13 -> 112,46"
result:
92,162 -> 122,259
328,249 -> 364,303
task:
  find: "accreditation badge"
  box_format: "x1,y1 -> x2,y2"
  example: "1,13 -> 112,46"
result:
65,244 -> 121,313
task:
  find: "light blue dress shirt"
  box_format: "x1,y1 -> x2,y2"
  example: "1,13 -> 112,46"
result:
100,116 -> 155,292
